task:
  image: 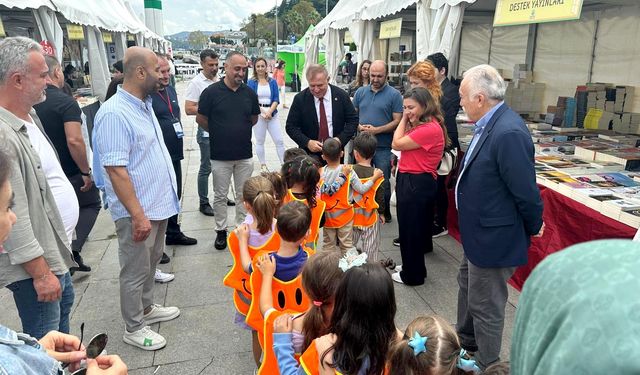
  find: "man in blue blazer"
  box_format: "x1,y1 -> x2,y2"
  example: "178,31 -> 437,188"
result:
455,65 -> 544,370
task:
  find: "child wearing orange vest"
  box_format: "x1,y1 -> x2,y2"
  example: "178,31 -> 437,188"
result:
319,138 -> 382,253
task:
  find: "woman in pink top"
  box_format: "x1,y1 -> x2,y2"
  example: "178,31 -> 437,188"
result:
273,59 -> 288,108
391,87 -> 450,286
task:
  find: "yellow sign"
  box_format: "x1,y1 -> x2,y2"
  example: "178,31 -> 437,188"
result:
494,0 -> 583,26
344,31 -> 353,44
0,18 -> 5,37
67,24 -> 84,40
103,33 -> 112,43
379,18 -> 402,40
127,34 -> 135,42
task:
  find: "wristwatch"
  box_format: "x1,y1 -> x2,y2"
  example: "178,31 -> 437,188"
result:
80,169 -> 92,177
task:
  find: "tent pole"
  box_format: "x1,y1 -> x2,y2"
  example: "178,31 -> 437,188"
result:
588,18 -> 599,83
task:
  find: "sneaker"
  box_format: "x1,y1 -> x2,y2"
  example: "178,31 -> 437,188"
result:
165,233 -> 197,246
391,272 -> 404,284
394,265 -> 403,273
392,237 -> 400,247
154,269 -> 175,283
215,230 -> 227,250
70,251 -> 91,274
143,304 -> 180,325
123,326 -> 166,351
160,252 -> 170,264
432,226 -> 449,238
199,203 -> 214,216
226,199 -> 236,207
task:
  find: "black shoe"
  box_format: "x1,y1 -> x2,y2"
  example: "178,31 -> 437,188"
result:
385,212 -> 393,223
226,199 -> 236,207
70,251 -> 91,273
165,233 -> 198,246
392,237 -> 400,247
160,252 -> 170,264
199,203 -> 214,216
461,343 -> 478,354
432,225 -> 449,238
215,230 -> 228,250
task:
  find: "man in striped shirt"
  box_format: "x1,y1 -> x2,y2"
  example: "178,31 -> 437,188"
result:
94,47 -> 181,351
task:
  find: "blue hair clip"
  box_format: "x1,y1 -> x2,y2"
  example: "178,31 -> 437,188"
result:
407,331 -> 428,356
457,349 -> 481,374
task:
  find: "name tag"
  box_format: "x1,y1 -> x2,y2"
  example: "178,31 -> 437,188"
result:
172,121 -> 184,138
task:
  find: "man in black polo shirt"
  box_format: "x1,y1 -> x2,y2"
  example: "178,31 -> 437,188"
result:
34,55 -> 99,274
151,54 -> 197,261
196,51 -> 259,250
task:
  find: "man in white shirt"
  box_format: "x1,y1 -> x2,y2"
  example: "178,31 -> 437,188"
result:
184,49 -> 234,216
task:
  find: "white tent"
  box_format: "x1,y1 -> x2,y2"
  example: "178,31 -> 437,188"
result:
308,0 -> 476,83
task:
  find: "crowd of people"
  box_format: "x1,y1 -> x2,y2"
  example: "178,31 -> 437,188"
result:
0,34 -> 636,375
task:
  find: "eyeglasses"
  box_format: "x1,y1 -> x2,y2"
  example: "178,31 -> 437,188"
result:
61,322 -> 109,374
370,74 -> 385,79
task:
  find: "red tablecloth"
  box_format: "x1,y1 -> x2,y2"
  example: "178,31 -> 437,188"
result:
447,185 -> 636,291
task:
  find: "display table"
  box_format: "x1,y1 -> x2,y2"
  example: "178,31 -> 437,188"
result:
447,184 -> 636,291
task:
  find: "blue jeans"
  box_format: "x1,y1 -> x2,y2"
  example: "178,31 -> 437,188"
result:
6,272 -> 74,339
196,128 -> 212,205
372,147 -> 392,214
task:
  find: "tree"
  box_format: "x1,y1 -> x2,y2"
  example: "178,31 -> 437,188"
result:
282,0 -> 320,40
188,31 -> 208,49
240,13 -> 277,46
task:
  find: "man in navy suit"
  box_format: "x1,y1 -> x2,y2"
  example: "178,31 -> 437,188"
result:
455,64 -> 544,370
285,64 -> 358,160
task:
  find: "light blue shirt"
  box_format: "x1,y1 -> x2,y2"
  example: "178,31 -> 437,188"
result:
94,86 -> 179,221
463,101 -> 504,169
0,324 -> 61,374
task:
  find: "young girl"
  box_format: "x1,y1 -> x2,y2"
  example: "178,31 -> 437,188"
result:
261,171 -> 288,216
387,315 -> 481,375
391,87 -> 450,286
256,251 -> 343,354
273,263 -> 399,375
248,57 -> 285,170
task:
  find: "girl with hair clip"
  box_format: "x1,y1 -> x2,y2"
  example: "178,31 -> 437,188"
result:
280,155 -> 325,248
272,261 -> 400,375
261,171 -> 288,216
387,315 -> 481,375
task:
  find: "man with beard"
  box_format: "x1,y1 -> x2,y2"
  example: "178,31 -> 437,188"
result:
196,51 -> 259,250
94,47 -> 181,350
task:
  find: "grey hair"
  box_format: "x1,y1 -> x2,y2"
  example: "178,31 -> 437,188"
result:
305,64 -> 328,81
463,64 -> 506,101
0,37 -> 42,84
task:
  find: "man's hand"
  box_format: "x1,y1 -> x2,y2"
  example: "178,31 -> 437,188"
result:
33,272 -> 61,302
256,253 -> 276,277
274,313 -> 293,333
307,140 -> 323,153
360,125 -> 379,135
373,168 -> 384,181
533,222 -> 545,237
80,175 -> 93,192
358,124 -> 369,132
86,355 -> 128,375
131,214 -> 151,242
39,331 -> 86,371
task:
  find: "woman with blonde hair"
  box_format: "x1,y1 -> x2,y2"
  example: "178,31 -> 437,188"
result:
407,60 -> 443,101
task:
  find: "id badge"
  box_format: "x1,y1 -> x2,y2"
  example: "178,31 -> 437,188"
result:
172,121 -> 184,138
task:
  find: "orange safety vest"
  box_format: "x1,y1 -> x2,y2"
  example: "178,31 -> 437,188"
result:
299,339 -> 343,375
283,189 -> 326,248
257,309 -> 304,375
352,177 -> 384,228
246,249 -> 312,342
320,178 -> 354,229
223,230 -> 281,315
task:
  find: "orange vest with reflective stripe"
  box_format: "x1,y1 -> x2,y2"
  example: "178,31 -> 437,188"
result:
352,177 -> 383,228
257,309 -> 303,375
246,249 -> 312,339
320,179 -> 354,229
299,339 -> 343,375
283,189 -> 326,248
223,230 -> 281,315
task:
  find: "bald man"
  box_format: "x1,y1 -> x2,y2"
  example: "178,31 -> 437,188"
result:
352,60 -> 403,222
94,46 -> 181,350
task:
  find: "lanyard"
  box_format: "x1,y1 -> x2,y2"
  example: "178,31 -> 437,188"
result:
158,90 -> 174,117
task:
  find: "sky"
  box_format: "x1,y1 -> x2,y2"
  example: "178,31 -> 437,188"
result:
130,0 -> 281,35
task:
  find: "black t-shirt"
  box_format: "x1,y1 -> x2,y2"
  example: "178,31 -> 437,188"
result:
151,85 -> 183,161
33,84 -> 83,177
198,80 -> 260,161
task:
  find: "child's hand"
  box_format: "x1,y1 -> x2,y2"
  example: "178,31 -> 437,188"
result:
256,253 -> 276,277
274,314 -> 293,333
235,223 -> 249,243
379,214 -> 386,224
373,168 -> 383,180
341,164 -> 352,176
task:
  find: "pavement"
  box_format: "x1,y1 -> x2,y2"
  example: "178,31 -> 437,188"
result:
0,80 -> 520,374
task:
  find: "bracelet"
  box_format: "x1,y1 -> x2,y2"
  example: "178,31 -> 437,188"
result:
80,169 -> 92,177
37,273 -> 49,281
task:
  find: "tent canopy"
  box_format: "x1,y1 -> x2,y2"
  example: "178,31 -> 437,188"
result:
0,0 -> 54,10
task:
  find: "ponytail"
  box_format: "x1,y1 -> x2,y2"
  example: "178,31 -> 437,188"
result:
252,190 -> 277,234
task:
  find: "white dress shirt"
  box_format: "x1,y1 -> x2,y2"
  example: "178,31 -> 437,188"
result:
313,85 -> 333,137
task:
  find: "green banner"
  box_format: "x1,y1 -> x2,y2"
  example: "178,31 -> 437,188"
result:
144,0 -> 162,10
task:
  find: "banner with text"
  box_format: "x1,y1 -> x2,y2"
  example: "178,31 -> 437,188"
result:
379,18 -> 402,40
67,24 -> 84,40
494,0 -> 583,27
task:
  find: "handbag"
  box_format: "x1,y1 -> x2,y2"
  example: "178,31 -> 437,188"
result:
437,147 -> 458,176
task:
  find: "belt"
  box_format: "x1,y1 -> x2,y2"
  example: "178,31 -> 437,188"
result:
259,104 -> 271,107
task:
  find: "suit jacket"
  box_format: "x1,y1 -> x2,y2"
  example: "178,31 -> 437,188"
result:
441,78 -> 460,149
285,84 -> 358,155
456,104 -> 543,268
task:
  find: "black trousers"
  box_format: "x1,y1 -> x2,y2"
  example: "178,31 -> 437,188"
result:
434,174 -> 449,228
68,174 -> 101,253
397,172 -> 437,285
166,159 -> 182,237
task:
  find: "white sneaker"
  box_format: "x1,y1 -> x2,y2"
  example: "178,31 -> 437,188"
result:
123,326 -> 166,351
394,265 -> 403,273
143,304 -> 180,325
155,269 -> 174,283
432,228 -> 449,238
391,272 -> 404,284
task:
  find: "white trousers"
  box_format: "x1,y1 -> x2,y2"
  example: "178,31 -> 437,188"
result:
253,113 -> 285,165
